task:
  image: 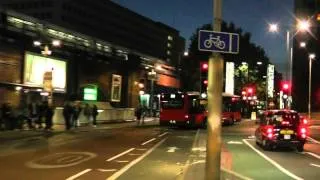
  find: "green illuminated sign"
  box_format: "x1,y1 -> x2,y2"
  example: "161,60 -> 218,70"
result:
84,87 -> 97,101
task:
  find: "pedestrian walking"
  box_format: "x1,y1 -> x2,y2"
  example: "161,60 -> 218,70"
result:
28,102 -> 38,129
45,104 -> 54,130
92,104 -> 98,127
17,102 -> 33,130
83,103 -> 91,125
135,105 -> 143,126
36,101 -> 46,129
63,101 -> 72,130
72,102 -> 82,128
2,103 -> 13,130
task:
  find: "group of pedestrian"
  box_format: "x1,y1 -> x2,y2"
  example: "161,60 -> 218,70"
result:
0,101 -> 99,131
63,102 -> 98,130
0,101 -> 54,131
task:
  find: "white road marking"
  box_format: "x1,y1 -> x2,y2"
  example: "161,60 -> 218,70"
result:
106,148 -> 135,162
128,153 -> 141,156
307,136 -> 320,144
302,152 -> 320,160
116,160 -> 129,163
167,147 -> 179,153
141,138 -> 156,146
242,139 -> 303,180
26,152 -> 97,169
107,138 -> 167,180
66,169 -> 92,180
97,169 -> 117,172
227,141 -> 243,145
221,167 -> 253,180
135,148 -> 147,151
247,135 -> 256,139
158,132 -> 168,137
310,163 -> 320,168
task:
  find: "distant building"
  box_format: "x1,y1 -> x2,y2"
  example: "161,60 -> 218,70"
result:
293,0 -> 320,111
0,1 -> 185,108
0,0 -> 185,66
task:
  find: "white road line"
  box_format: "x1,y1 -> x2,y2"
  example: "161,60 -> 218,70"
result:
302,152 -> 320,160
307,136 -> 320,144
66,169 -> 92,180
135,148 -> 147,151
128,153 -> 141,156
116,160 -> 129,163
310,163 -> 320,168
158,132 -> 168,137
141,138 -> 156,146
242,139 -> 303,180
107,138 -> 167,180
106,148 -> 135,162
97,169 -> 117,172
221,167 -> 253,180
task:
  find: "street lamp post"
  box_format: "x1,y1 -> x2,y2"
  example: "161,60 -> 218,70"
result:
308,53 -> 315,119
268,20 -> 310,109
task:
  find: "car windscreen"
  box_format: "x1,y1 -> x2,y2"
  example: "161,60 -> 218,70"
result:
267,112 -> 300,126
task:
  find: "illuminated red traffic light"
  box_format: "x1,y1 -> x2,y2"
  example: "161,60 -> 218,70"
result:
247,88 -> 253,94
200,62 -> 208,71
283,83 -> 289,90
203,80 -> 208,85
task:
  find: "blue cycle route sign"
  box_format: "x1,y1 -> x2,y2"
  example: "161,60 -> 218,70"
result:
198,30 -> 239,54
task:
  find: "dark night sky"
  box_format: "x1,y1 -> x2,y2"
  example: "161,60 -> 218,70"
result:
113,0 -> 294,73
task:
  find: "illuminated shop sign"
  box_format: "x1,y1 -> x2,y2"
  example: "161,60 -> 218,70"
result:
267,64 -> 275,98
24,52 -> 66,92
225,62 -> 234,94
84,86 -> 98,101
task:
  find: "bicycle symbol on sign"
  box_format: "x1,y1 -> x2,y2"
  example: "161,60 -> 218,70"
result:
204,34 -> 226,50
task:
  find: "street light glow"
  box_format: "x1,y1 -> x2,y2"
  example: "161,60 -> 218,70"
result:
184,51 -> 189,56
241,62 -> 247,65
52,40 -> 61,47
297,20 -> 310,32
300,42 -> 306,48
309,53 -> 316,59
33,41 -> 41,46
257,61 -> 262,65
269,23 -> 279,32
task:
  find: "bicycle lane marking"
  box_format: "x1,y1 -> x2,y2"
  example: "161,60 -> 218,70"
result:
223,136 -> 298,180
242,139 -> 303,180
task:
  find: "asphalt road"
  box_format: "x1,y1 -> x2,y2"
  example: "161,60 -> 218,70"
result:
0,119 -> 320,180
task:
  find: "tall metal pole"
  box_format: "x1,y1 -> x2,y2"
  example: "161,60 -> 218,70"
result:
206,0 -> 223,179
308,57 -> 312,120
286,31 -> 290,109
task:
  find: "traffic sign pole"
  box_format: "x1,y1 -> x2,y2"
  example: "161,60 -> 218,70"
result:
206,0 -> 223,179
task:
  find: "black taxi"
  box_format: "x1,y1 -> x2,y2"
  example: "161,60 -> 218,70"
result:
255,110 -> 308,152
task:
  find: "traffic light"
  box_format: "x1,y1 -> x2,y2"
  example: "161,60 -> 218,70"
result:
281,81 -> 290,94
203,80 -> 208,85
200,62 -> 208,71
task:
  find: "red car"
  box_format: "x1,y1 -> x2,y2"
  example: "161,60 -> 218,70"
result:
255,110 -> 308,152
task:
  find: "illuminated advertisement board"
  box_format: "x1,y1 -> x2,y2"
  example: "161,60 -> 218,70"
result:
111,74 -> 122,102
267,64 -> 275,98
225,62 -> 234,94
24,52 -> 66,92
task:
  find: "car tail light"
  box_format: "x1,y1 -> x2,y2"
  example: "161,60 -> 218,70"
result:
184,114 -> 189,119
299,127 -> 307,139
266,127 -> 273,139
303,119 -> 308,125
281,121 -> 290,125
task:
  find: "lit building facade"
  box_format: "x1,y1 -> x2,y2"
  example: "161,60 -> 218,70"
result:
0,4 -> 184,108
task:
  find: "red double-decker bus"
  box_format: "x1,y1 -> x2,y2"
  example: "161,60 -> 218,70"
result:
200,93 -> 242,125
159,92 -> 207,127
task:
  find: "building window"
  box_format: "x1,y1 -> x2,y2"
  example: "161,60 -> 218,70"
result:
168,35 -> 173,41
167,50 -> 171,55
167,58 -> 171,62
167,43 -> 171,48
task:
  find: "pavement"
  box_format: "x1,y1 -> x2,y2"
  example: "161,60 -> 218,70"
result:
0,117 -> 158,142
